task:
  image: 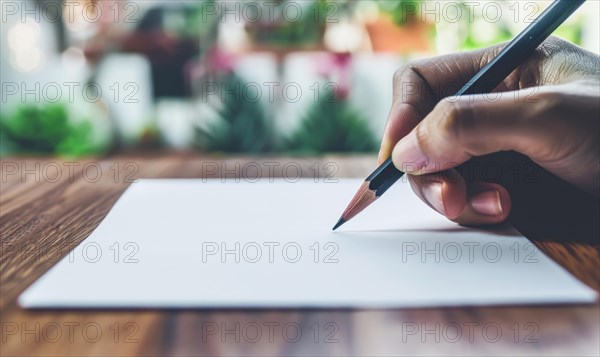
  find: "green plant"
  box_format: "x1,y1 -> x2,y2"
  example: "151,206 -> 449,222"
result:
193,73 -> 273,153
287,88 -> 377,154
0,104 -> 103,157
246,0 -> 328,47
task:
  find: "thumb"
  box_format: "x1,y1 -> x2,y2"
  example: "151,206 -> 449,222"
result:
391,87 -> 577,175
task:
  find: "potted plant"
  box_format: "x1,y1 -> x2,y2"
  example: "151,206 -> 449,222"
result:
364,0 -> 434,53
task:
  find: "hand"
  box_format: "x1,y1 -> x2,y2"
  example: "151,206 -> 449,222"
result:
378,37 -> 600,226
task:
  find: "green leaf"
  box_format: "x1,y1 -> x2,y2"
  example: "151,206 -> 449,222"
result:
0,104 -> 103,157
193,72 -> 273,153
286,88 -> 377,154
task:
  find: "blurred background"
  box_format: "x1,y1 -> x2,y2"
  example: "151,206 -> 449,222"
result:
1,0 -> 599,158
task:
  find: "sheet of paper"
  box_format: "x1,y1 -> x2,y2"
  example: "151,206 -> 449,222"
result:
19,179 -> 597,308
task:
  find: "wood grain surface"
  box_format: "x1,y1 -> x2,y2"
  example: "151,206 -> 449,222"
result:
1,152 -> 598,356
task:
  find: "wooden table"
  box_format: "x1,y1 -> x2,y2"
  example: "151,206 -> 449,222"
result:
1,152 -> 598,356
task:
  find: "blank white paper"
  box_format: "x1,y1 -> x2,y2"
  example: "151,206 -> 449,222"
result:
19,179 -> 597,308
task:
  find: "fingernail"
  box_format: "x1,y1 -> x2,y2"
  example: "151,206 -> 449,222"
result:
422,181 -> 446,215
471,191 -> 503,216
392,131 -> 428,173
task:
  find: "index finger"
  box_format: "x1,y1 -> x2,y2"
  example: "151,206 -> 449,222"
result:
378,44 -> 506,164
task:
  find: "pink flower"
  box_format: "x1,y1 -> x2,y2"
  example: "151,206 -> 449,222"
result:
314,52 -> 352,100
207,47 -> 236,73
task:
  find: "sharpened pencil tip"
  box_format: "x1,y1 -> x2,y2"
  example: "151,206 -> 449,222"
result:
332,218 -> 346,231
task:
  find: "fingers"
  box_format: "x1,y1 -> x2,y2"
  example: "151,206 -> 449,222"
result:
458,182 -> 511,225
378,44 -> 506,164
379,36 -> 597,166
391,86 -> 584,175
408,172 -> 511,225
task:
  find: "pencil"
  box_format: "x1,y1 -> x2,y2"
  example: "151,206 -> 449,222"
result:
333,0 -> 587,231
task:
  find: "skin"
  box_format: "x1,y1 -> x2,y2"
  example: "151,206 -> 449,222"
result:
378,37 -> 600,226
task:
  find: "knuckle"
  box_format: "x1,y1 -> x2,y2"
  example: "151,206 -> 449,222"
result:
544,35 -> 571,51
393,60 -> 425,83
436,100 -> 486,156
437,100 -> 474,140
536,36 -> 593,82
393,66 -> 410,83
392,61 -> 429,105
535,36 -> 567,59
